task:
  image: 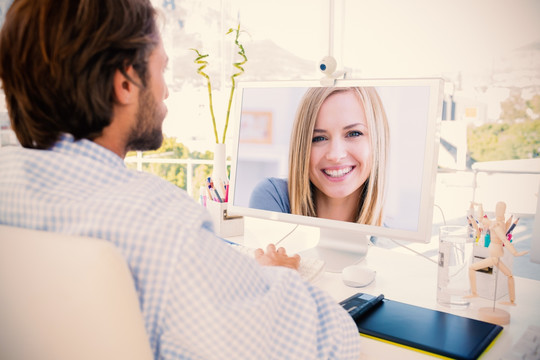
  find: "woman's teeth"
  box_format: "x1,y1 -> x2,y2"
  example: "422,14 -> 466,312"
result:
323,167 -> 353,178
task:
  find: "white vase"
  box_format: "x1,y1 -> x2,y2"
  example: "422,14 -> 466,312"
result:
212,143 -> 228,183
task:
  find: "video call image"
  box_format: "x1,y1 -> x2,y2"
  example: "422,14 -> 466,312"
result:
232,84 -> 433,232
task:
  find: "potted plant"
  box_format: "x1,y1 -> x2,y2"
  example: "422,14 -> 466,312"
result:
191,24 -> 247,184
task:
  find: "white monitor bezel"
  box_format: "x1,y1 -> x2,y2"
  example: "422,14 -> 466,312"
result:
227,77 -> 444,244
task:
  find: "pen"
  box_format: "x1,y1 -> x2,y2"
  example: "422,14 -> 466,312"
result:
216,179 -> 227,202
205,185 -> 213,201
467,215 -> 481,244
506,217 -> 520,236
205,177 -> 214,200
223,179 -> 229,203
209,184 -> 223,203
349,294 -> 385,319
213,188 -> 223,203
199,186 -> 207,207
468,215 -> 479,237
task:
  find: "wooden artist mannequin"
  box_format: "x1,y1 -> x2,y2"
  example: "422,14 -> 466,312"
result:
468,201 -> 528,306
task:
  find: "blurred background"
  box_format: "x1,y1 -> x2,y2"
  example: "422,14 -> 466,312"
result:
1,0 -> 538,277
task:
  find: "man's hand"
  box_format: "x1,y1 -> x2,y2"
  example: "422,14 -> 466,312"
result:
254,244 -> 300,270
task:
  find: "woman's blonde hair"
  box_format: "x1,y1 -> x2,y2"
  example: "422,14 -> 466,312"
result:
288,87 -> 389,225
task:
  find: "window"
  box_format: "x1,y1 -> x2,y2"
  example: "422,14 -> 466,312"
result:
1,0 -> 539,212
133,0 -> 332,198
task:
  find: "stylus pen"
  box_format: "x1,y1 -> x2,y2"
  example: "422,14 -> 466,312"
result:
506,217 -> 520,236
351,294 -> 385,319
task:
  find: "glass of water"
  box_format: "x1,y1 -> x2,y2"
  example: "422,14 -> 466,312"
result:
437,225 -> 474,308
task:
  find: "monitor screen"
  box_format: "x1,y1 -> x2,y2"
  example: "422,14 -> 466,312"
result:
228,78 -> 444,272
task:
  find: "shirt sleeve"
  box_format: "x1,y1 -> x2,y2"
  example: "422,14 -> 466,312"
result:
249,178 -> 291,214
158,226 -> 361,360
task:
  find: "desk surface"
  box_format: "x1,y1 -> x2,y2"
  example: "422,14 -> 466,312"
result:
229,217 -> 540,360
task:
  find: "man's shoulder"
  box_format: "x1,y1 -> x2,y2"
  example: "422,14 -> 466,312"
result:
109,171 -> 208,221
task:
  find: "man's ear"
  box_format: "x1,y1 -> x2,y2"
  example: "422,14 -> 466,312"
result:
113,66 -> 139,105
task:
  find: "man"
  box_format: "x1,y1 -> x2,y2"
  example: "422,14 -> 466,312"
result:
0,0 -> 361,359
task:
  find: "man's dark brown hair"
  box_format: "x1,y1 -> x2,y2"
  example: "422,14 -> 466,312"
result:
0,0 -> 159,149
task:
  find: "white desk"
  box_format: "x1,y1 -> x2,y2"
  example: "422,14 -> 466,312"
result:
229,217 -> 540,360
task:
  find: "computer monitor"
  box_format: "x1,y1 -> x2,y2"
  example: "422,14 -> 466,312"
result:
228,78 -> 444,272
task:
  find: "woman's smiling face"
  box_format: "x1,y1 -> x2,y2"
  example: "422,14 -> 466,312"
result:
309,90 -> 372,203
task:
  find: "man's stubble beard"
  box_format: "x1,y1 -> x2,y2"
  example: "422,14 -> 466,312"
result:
126,86 -> 166,152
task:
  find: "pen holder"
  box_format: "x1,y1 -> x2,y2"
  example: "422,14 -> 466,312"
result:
207,201 -> 244,238
471,246 -> 512,300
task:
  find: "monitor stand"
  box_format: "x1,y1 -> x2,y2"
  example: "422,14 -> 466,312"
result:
299,227 -> 370,273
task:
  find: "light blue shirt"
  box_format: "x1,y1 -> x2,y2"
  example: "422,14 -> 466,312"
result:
249,177 -> 291,213
0,134 -> 361,360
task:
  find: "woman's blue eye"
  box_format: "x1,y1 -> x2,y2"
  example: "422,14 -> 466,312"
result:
312,136 -> 326,143
347,130 -> 363,138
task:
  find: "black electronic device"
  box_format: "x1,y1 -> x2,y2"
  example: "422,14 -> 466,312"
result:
340,293 -> 503,360
339,292 -> 384,319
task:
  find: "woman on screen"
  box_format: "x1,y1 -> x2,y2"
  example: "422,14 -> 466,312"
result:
249,86 -> 389,225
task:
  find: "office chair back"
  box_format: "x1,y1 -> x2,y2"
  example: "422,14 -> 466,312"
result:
0,225 -> 153,360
